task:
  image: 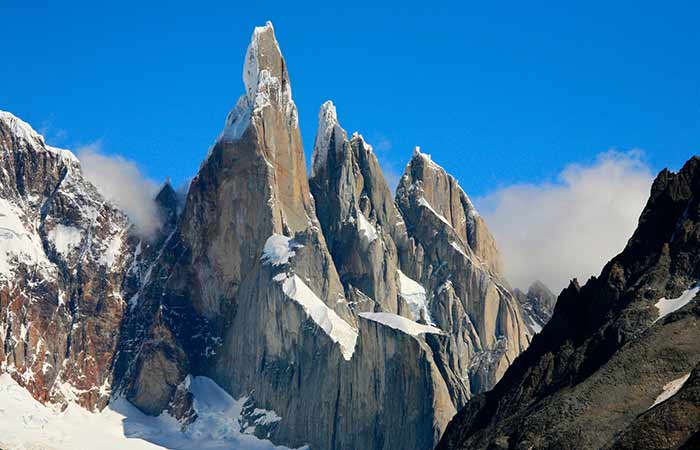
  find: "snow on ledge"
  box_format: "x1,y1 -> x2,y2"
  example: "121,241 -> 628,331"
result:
417,197 -> 451,226
276,273 -> 358,360
357,212 -> 378,244
653,286 -> 700,323
261,234 -> 301,266
359,312 -> 443,337
397,270 -> 433,324
649,372 -> 691,409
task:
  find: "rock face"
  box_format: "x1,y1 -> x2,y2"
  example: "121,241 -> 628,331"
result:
309,101 -> 407,316
437,156 -> 700,450
0,111 -> 134,410
0,22 -> 535,450
118,22 -> 473,450
395,149 -> 530,395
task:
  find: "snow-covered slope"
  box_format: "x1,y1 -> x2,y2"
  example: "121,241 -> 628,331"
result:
0,373 -> 303,450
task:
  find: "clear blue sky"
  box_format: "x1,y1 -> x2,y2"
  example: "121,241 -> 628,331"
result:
2,1 -> 699,196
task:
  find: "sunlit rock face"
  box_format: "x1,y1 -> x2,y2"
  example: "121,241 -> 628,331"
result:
0,22 -> 537,450
395,148 -> 530,394
0,111 -> 135,411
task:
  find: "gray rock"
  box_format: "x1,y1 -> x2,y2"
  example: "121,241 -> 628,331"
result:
309,101 -> 406,316
513,280 -> 557,334
396,148 -> 530,394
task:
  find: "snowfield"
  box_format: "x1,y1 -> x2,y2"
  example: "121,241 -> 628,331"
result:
653,286 -> 700,323
359,312 -> 443,337
649,372 -> 692,409
0,373 -> 304,450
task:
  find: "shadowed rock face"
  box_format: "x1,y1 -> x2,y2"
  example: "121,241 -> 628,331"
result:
438,156 -> 700,450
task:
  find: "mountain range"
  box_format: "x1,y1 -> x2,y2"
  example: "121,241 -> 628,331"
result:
1,21 -> 697,450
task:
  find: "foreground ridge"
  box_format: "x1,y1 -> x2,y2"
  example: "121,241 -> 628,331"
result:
438,156 -> 700,450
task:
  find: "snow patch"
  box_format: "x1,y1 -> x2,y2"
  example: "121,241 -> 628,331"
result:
450,241 -> 467,257
99,233 -> 123,268
397,270 -> 433,324
653,286 -> 700,323
418,197 -> 451,226
359,312 -> 443,337
48,224 -> 82,256
0,198 -> 54,279
261,234 -> 301,266
525,314 -> 543,334
357,212 -> 378,243
277,274 -> 358,360
649,372 -> 691,409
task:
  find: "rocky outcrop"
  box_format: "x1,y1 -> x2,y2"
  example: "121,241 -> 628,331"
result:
0,111 -> 135,410
437,156 -> 700,450
396,148 -> 530,395
309,101 -> 408,316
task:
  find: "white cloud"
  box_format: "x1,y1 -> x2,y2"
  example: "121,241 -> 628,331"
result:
476,150 -> 654,293
77,142 -> 162,239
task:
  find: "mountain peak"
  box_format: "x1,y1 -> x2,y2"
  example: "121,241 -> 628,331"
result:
0,110 -> 78,164
311,100 -> 345,177
219,21 -> 297,143
243,21 -> 285,103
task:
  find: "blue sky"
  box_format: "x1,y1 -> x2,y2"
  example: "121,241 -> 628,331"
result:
2,1 -> 699,198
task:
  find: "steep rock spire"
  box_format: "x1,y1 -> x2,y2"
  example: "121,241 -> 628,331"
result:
399,147 -> 503,275
309,101 -> 410,316
396,147 -> 529,393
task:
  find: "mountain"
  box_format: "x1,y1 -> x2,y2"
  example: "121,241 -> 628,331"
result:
0,22 -> 538,450
395,148 -> 530,395
513,280 -> 557,334
437,156 -> 700,450
0,110 -> 135,410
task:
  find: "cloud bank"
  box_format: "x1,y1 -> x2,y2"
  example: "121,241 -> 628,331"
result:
77,143 -> 162,239
477,150 -> 654,293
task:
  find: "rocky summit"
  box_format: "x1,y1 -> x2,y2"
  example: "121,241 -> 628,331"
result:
0,22 -> 545,450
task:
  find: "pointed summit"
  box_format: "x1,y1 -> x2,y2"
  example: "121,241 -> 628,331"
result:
311,100 -> 345,177
309,102 -> 410,315
242,22 -> 288,103
220,21 -> 297,143
155,181 -> 179,229
398,148 -> 502,275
